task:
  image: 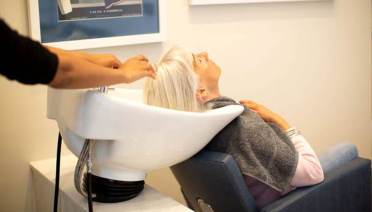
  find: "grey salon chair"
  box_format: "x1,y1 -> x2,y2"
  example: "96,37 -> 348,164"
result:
171,143 -> 371,212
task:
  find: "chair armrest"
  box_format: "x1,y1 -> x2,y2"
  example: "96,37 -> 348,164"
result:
319,143 -> 359,173
261,158 -> 371,212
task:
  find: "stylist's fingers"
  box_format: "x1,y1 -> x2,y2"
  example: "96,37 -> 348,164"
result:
135,68 -> 156,80
131,55 -> 149,62
140,61 -> 155,72
120,56 -> 156,82
141,61 -> 156,79
111,58 -> 121,69
140,60 -> 151,67
146,68 -> 156,79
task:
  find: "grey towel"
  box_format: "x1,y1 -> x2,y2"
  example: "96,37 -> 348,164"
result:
205,97 -> 299,193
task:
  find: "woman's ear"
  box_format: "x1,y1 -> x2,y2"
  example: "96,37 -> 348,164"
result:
196,88 -> 208,103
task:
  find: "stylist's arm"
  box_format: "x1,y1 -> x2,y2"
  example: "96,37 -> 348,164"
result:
0,18 -> 155,89
48,49 -> 156,89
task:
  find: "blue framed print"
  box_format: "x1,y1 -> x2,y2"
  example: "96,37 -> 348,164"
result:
189,0 -> 323,5
28,0 -> 165,50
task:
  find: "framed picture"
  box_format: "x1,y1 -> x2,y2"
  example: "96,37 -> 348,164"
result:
189,0 -> 323,5
28,0 -> 166,50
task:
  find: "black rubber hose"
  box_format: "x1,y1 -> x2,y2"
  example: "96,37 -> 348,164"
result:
53,133 -> 62,212
87,171 -> 93,212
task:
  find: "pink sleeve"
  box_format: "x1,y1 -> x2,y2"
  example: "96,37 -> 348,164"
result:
289,132 -> 324,187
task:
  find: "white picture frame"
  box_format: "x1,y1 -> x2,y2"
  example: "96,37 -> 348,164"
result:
27,0 -> 166,50
189,0 -> 324,5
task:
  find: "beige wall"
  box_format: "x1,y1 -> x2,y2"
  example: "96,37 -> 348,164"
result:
0,0 -> 371,211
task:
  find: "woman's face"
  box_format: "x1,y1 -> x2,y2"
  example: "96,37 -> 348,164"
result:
192,52 -> 221,92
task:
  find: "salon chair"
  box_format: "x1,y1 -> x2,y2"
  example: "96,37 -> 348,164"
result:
171,143 -> 371,212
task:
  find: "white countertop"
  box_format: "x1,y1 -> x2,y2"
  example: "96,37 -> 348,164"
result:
30,155 -> 193,212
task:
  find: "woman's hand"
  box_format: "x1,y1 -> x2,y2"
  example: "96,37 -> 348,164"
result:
118,55 -> 156,83
239,100 -> 290,131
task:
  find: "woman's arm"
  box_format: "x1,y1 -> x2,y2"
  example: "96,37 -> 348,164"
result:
240,100 -> 324,186
288,132 -> 324,186
239,100 -> 290,130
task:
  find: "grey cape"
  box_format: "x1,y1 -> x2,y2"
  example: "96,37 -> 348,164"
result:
205,97 -> 299,193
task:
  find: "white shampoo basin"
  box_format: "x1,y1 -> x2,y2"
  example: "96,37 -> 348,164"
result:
47,88 -> 244,181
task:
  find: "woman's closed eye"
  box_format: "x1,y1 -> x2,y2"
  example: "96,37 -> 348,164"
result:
198,57 -> 209,67
194,52 -> 209,63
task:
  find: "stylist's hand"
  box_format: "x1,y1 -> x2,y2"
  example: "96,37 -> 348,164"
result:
240,100 -> 290,130
119,55 -> 156,83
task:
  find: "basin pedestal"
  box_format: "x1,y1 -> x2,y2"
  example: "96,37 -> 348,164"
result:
30,155 -> 193,212
83,173 -> 144,203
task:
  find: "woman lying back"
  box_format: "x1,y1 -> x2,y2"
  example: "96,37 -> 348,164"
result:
143,47 -> 324,208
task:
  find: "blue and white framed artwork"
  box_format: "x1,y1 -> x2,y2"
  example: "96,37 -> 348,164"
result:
28,0 -> 165,50
189,0 -> 323,5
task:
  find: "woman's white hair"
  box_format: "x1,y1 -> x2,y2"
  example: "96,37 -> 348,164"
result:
143,47 -> 201,112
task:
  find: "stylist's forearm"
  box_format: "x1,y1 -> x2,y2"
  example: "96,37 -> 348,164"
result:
46,46 -> 84,59
46,45 -> 119,68
49,55 -> 127,89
